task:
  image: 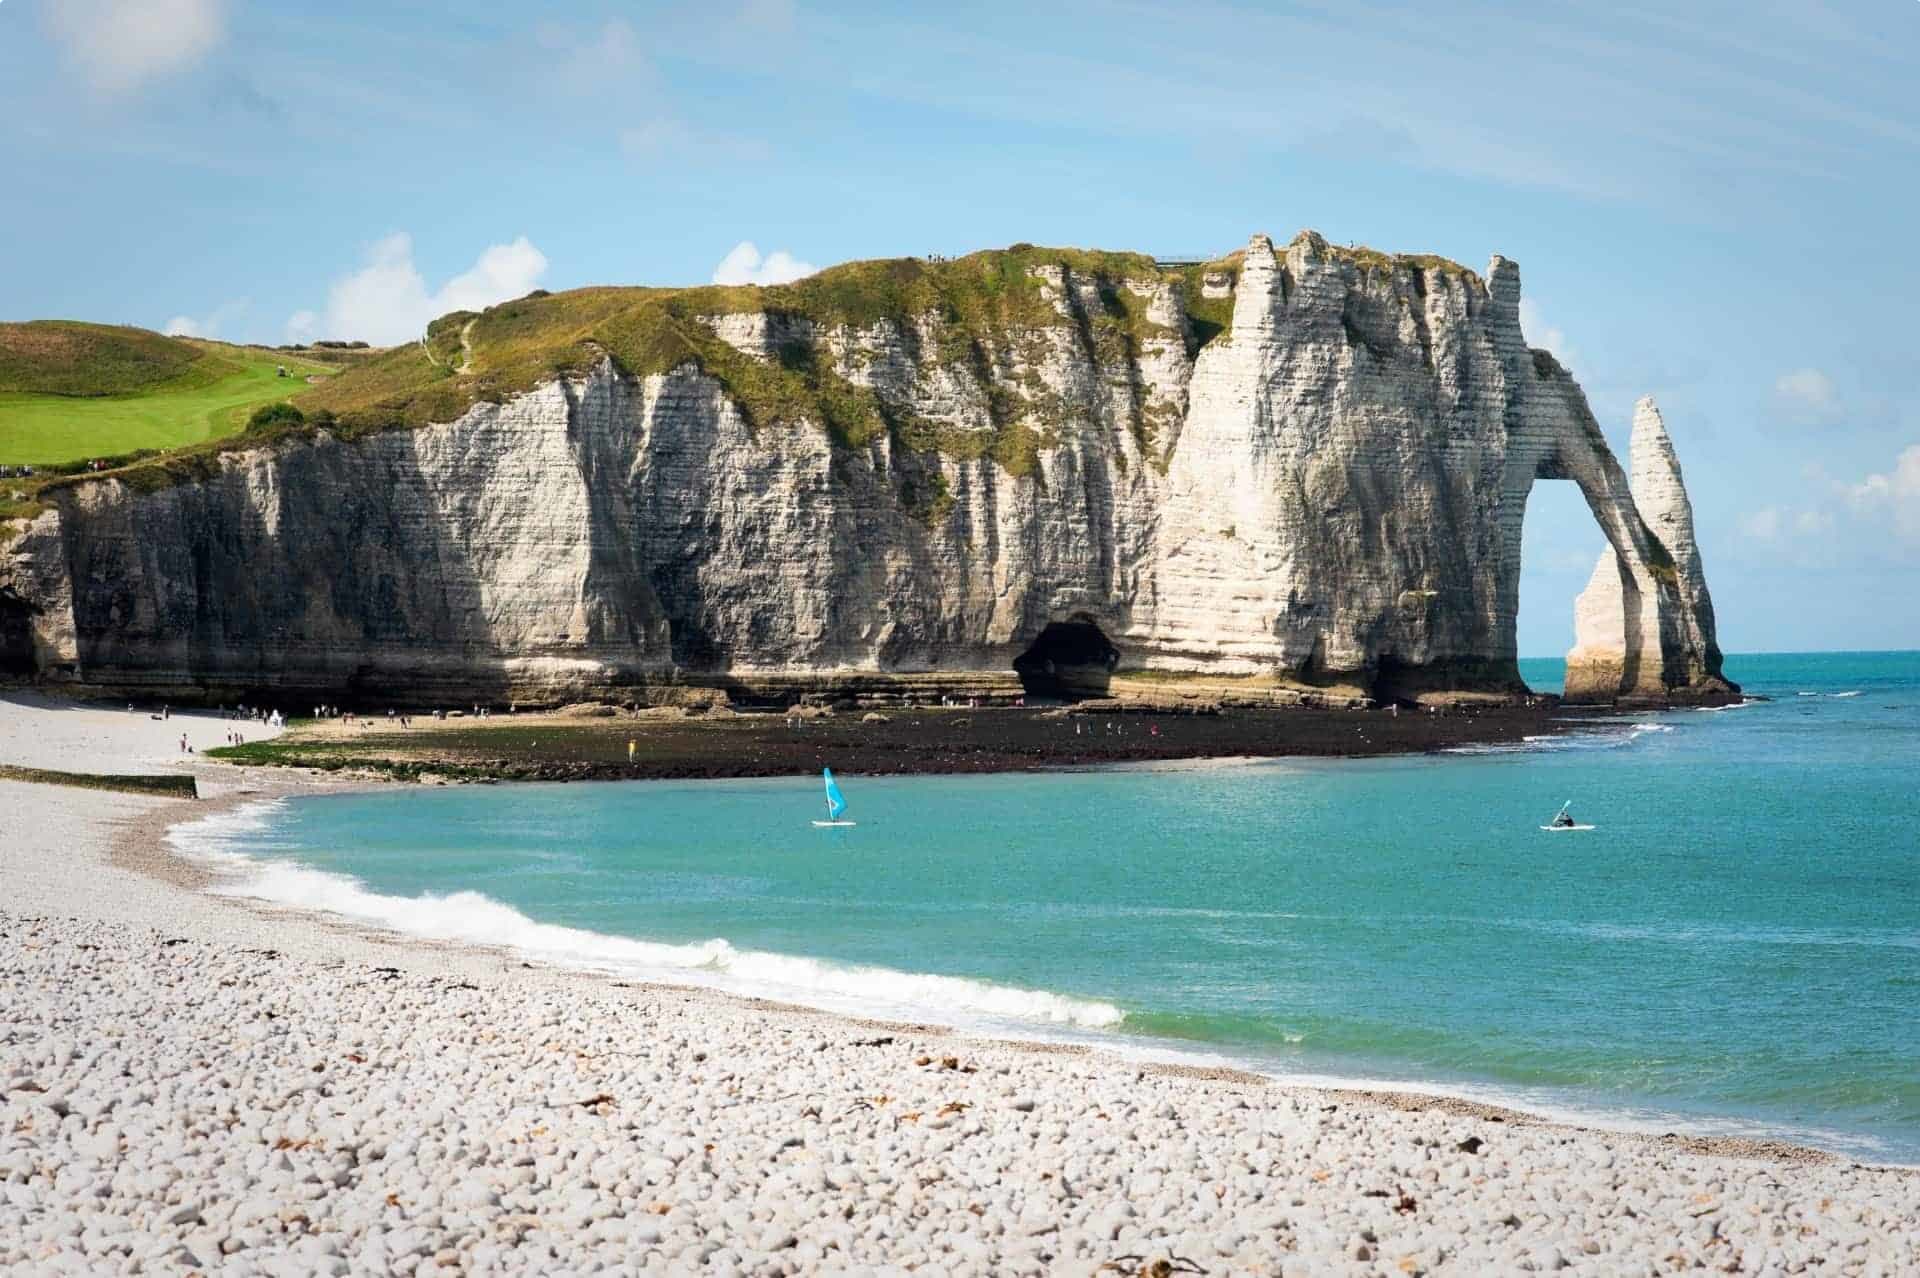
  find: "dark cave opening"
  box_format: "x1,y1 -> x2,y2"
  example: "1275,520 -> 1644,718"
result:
1013,618 -> 1119,699
0,590 -> 36,676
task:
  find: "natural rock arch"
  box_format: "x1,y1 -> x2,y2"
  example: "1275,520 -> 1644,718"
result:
1562,398 -> 1732,703
1498,391 -> 1733,703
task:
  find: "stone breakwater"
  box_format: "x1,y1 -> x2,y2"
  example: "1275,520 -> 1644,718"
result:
1,232 -> 1734,708
3,910 -> 1915,1276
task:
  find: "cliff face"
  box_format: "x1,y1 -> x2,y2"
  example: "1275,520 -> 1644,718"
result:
0,233 -> 1735,706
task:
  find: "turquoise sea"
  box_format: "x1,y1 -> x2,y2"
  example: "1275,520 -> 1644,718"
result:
176,652 -> 1920,1162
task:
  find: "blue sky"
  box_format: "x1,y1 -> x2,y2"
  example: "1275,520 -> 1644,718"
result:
3,0 -> 1916,656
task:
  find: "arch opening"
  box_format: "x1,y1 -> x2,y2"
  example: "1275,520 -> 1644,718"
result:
1513,478 -> 1607,696
1013,616 -> 1119,700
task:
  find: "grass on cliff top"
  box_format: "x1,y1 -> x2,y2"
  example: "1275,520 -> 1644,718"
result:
295,245 -> 1177,450
0,330 -> 345,536
0,322 -> 344,465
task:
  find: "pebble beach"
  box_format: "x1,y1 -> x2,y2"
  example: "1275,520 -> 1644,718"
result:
3,693 -> 1918,1275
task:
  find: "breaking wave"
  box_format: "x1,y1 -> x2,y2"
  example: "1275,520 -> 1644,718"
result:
166,803 -> 1125,1033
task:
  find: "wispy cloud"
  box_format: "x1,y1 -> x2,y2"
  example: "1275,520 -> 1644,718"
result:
287,234 -> 548,346
1519,299 -> 1578,372
524,17 -> 770,167
1740,507 -> 1784,543
1774,367 -> 1842,426
1740,443 -> 1920,556
43,0 -> 226,95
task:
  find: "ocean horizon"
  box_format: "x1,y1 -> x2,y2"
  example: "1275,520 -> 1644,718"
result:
173,649 -> 1920,1163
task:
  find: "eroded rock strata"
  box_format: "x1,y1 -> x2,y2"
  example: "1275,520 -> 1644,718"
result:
0,233 -> 1735,706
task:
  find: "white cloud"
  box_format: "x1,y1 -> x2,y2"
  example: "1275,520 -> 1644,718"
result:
1773,367 -> 1841,424
44,0 -> 226,94
1744,444 -> 1920,558
1841,444 -> 1920,540
287,233 -> 548,346
1518,299 -> 1577,370
162,298 -> 247,340
711,242 -> 817,286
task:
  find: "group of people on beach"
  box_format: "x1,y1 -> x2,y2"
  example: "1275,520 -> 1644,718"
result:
142,700 -> 279,749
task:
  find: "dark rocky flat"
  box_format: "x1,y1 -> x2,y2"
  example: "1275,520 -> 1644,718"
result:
219,703 -> 1614,783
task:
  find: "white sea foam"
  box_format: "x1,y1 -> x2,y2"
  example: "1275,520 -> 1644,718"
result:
167,808 -> 1125,1032
165,798 -> 295,870
1447,720 -> 1672,755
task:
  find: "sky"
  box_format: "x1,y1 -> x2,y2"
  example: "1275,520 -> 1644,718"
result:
2,0 -> 1916,657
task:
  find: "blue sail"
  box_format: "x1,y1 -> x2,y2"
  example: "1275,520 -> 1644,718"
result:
822,767 -> 848,820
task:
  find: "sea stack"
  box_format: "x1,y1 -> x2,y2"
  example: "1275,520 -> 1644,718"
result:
1564,397 -> 1737,704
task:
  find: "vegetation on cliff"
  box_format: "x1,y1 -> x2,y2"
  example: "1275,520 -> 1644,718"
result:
291,245 -> 1196,474
1,234 -> 1483,522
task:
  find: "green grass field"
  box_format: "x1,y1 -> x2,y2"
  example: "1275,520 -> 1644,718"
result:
0,322 -> 338,464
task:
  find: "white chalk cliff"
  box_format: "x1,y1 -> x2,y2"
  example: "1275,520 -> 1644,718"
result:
0,233 -> 1736,706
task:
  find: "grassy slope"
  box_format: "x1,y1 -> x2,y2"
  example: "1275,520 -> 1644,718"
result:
0,323 -> 339,464
0,321 -> 204,396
